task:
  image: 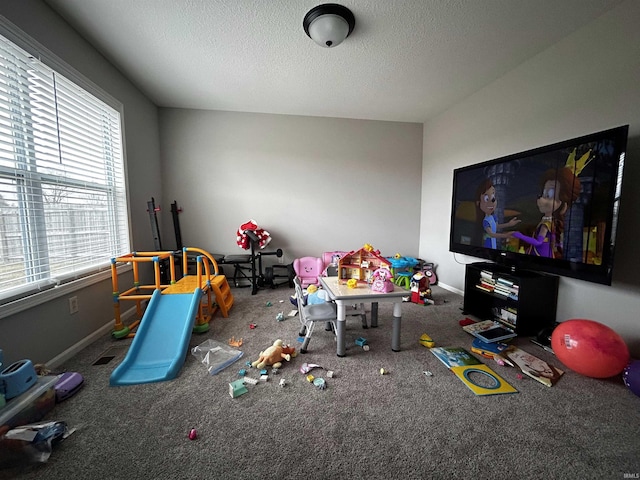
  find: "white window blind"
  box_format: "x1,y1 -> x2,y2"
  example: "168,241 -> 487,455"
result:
0,32 -> 130,305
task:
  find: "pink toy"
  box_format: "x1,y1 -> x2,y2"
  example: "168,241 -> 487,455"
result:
293,256 -> 324,287
322,251 -> 347,275
371,267 -> 395,293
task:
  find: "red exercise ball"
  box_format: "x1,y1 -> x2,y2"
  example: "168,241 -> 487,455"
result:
551,319 -> 630,379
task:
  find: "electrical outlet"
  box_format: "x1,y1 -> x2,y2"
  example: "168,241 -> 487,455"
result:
69,296 -> 79,314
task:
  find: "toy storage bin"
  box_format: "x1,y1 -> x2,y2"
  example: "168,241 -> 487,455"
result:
0,375 -> 58,429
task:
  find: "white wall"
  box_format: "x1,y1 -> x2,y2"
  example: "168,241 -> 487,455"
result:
420,0 -> 640,355
159,109 -> 423,264
0,0 -> 161,364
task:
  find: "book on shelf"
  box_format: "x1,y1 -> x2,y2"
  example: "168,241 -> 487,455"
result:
492,307 -> 517,327
480,270 -> 494,280
479,282 -> 496,291
493,286 -> 511,297
462,320 -> 517,343
475,284 -> 493,293
496,277 -> 515,287
498,318 -> 516,330
493,283 -> 519,298
496,346 -> 564,387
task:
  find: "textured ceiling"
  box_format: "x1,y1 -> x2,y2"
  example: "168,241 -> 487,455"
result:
44,0 -> 623,123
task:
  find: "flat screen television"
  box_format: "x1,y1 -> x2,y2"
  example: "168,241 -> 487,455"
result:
449,125 -> 628,285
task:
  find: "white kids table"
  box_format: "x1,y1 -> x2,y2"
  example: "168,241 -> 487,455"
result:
318,276 -> 408,357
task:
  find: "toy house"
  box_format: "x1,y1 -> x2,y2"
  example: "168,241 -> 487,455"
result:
338,247 -> 392,284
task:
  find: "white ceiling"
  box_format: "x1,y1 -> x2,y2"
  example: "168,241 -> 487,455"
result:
43,0 -> 623,123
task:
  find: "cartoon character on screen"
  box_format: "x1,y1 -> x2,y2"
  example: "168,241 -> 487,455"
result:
512,148 -> 590,258
475,178 -> 520,249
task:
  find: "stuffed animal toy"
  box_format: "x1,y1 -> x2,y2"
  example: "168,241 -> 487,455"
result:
252,339 -> 297,369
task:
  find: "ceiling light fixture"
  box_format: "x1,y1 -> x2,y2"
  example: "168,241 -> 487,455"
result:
303,3 -> 355,48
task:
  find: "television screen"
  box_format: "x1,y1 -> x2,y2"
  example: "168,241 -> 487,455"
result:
449,125 -> 628,285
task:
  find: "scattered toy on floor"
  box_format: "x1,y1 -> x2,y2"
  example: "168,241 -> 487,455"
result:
251,339 -> 297,369
229,379 -> 248,398
300,362 -> 322,374
313,378 -> 327,390
419,333 -> 435,348
410,271 -> 433,305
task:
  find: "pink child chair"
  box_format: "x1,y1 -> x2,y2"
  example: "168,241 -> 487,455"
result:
321,251 -> 347,275
293,257 -> 324,288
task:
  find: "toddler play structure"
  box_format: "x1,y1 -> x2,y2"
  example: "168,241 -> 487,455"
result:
109,247 -> 234,386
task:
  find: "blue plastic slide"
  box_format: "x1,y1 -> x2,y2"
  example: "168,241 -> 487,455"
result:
110,289 -> 202,386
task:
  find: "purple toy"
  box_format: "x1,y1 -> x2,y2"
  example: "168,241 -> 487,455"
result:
623,360 -> 640,398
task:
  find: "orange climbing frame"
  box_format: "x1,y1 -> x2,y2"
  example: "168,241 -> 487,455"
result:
110,248 -> 234,338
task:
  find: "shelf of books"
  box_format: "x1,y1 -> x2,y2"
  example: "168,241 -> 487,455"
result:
476,269 -> 520,300
463,262 -> 558,336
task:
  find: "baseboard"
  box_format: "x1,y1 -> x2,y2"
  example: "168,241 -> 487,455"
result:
46,306 -> 137,369
436,281 -> 463,296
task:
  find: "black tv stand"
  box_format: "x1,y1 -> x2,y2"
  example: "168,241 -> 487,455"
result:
463,262 -> 559,336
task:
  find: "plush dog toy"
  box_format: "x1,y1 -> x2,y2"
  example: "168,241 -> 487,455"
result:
252,339 -> 297,369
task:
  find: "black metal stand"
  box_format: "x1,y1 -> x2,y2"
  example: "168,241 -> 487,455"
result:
245,230 -> 260,295
218,238 -> 292,294
258,249 -> 294,288
147,197 -> 170,283
171,201 -> 183,251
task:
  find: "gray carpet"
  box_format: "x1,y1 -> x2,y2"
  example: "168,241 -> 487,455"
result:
2,284 -> 639,480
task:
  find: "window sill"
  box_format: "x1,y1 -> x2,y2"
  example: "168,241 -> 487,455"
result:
0,264 -> 132,320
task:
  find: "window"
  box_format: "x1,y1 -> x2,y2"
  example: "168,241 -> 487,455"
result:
0,30 -> 130,306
